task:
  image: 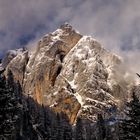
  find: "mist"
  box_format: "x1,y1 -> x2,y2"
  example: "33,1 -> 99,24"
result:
0,0 -> 140,80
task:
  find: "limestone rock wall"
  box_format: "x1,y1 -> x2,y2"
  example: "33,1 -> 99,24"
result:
3,24 -> 131,123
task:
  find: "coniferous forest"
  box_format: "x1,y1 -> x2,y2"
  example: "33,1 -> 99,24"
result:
0,70 -> 140,140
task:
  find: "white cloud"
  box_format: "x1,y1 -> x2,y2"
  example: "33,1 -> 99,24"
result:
0,0 -> 140,75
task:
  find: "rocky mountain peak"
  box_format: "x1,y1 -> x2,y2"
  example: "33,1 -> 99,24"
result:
60,22 -> 73,30
1,24 -> 133,123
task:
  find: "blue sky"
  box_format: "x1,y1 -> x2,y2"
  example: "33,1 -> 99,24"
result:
0,0 -> 140,63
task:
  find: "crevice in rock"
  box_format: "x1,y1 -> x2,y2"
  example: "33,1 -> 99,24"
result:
67,83 -> 75,93
55,50 -> 65,63
56,66 -> 62,77
60,53 -> 65,62
51,65 -> 62,86
22,52 -> 29,87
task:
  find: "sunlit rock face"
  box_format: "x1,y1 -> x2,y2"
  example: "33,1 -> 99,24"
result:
2,48 -> 29,85
2,23 -> 131,123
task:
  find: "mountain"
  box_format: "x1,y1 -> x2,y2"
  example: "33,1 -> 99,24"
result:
1,23 -> 135,124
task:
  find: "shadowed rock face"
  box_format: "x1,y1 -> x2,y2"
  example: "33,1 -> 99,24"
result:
2,23 -> 131,124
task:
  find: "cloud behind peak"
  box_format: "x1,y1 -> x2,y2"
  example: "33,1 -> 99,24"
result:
0,0 -> 140,60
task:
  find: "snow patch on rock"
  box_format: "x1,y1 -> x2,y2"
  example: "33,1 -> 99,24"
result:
74,93 -> 84,106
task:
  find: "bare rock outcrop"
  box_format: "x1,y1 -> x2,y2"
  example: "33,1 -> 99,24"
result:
2,24 -> 132,123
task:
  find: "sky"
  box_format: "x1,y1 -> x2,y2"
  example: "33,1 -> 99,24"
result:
0,0 -> 140,73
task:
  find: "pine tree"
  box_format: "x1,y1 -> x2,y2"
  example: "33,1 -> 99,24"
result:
7,70 -> 14,90
61,113 -> 72,140
15,81 -> 22,103
84,121 -> 92,140
119,92 -> 140,140
43,105 -> 51,139
96,114 -> 106,140
56,113 -> 64,140
0,71 -> 19,139
75,117 -> 85,140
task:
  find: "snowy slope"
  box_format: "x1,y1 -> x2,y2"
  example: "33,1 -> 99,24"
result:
52,35 -> 129,121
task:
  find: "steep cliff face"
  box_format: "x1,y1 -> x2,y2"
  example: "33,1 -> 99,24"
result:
2,23 -> 132,123
51,36 -> 128,122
